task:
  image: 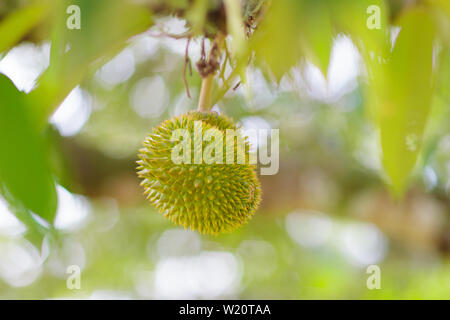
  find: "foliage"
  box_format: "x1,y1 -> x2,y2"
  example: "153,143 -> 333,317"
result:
0,0 -> 449,299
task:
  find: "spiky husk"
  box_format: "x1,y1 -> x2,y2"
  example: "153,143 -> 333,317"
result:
137,111 -> 261,235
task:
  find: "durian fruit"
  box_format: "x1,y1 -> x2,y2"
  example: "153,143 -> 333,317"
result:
137,111 -> 261,235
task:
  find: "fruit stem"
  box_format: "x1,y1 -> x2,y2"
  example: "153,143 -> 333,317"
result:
198,74 -> 215,112
197,32 -> 226,112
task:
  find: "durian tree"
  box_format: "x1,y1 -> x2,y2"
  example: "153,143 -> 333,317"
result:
0,0 -> 449,242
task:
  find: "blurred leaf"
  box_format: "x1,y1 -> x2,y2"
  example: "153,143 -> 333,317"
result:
334,0 -> 390,124
243,0 -> 267,20
252,0 -> 334,80
0,74 -> 57,222
0,1 -> 50,53
186,0 -> 223,35
224,0 -> 246,57
428,0 -> 450,45
299,0 -> 333,77
186,0 -> 208,35
437,48 -> 450,101
0,184 -> 55,248
332,0 -> 390,71
167,0 -> 190,10
371,9 -> 436,196
252,0 -> 303,80
224,0 -> 248,83
29,0 -> 153,125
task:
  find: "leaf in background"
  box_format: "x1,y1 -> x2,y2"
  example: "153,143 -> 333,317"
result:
371,9 -> 436,196
331,0 -> 391,126
0,1 -> 50,53
29,0 -> 153,124
333,0 -> 389,51
298,0 -> 333,77
437,49 -> 450,102
224,0 -> 246,57
0,74 -> 57,222
332,0 -> 390,78
243,0 -> 267,20
252,0 -> 334,80
251,0 -> 304,80
0,183 -> 56,248
224,0 -> 248,83
186,0 -> 209,36
428,0 -> 450,45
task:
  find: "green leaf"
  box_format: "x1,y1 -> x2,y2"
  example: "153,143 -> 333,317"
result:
436,48 -> 450,102
0,74 -> 57,222
252,0 -> 304,80
224,0 -> 249,84
224,0 -> 246,57
428,0 -> 450,46
29,0 -> 153,124
370,9 -> 436,196
0,1 -> 50,53
299,0 -> 333,77
0,184 -> 56,248
252,0 -> 334,80
186,0 -> 209,36
332,0 -> 390,73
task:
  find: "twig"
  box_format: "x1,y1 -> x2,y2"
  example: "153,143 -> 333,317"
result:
147,31 -> 193,39
197,33 -> 226,112
211,68 -> 239,106
201,37 -> 206,60
183,37 -> 192,98
219,41 -> 230,82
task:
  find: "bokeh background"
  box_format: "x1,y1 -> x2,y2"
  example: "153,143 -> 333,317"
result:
0,0 -> 449,299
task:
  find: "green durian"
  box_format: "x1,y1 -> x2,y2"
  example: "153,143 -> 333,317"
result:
137,111 -> 261,235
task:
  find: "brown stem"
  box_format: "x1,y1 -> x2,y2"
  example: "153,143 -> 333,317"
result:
197,32 -> 226,112
183,37 -> 192,98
